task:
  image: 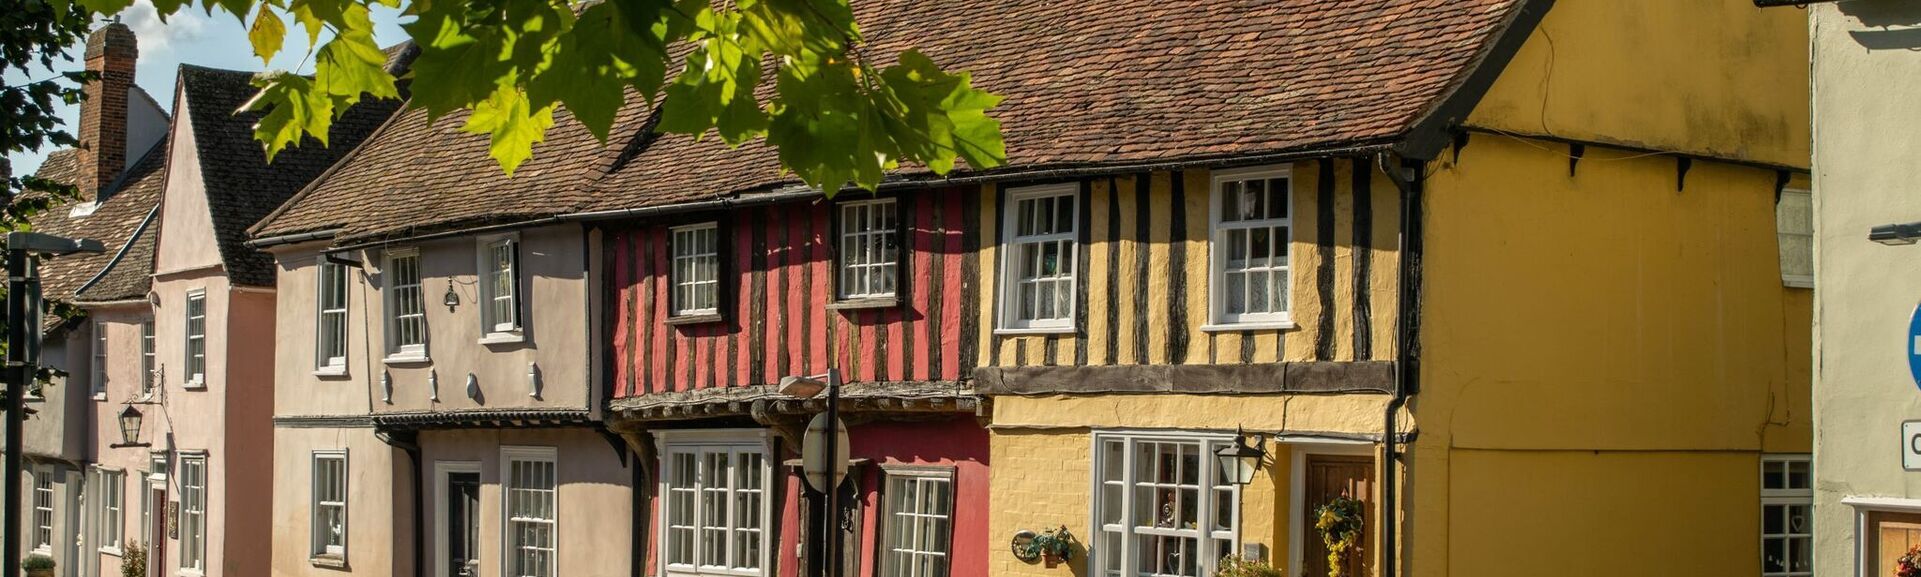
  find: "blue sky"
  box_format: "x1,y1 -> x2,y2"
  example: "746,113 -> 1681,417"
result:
5,0 -> 409,176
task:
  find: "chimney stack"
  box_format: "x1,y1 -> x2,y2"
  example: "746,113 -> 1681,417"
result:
77,23 -> 136,203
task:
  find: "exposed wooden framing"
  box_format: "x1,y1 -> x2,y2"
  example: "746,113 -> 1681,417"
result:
972,361 -> 1394,396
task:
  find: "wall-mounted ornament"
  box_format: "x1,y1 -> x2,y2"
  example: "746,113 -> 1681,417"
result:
466,373 -> 480,401
428,369 -> 440,402
527,362 -> 542,399
1012,526 -> 1075,568
443,281 -> 460,310
380,370 -> 393,403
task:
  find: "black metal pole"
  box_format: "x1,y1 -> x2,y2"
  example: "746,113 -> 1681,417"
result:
823,373 -> 840,577
5,249 -> 32,577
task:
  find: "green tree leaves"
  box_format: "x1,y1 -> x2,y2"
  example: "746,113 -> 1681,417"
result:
82,0 -> 1007,192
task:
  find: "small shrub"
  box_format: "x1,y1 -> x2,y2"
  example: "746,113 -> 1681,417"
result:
22,553 -> 55,571
121,542 -> 148,577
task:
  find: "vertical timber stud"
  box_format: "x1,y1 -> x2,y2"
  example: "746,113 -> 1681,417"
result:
1315,159 -> 1337,361
1676,157 -> 1692,191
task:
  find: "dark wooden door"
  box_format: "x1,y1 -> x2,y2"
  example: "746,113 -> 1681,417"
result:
1302,454 -> 1375,577
447,473 -> 481,577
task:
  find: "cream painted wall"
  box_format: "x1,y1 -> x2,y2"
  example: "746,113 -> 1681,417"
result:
1809,3 -> 1921,576
416,429 -> 631,577
269,224 -> 593,416
152,91 -> 221,276
270,427 -> 411,577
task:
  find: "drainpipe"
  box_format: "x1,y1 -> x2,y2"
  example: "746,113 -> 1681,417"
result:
377,429 -> 425,577
1382,154 -> 1425,577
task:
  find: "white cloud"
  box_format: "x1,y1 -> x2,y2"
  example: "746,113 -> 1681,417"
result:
121,0 -> 209,58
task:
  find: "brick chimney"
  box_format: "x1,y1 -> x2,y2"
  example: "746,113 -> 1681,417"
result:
77,22 -> 137,203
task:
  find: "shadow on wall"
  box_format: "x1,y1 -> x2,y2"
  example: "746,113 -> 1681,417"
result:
1843,1 -> 1921,50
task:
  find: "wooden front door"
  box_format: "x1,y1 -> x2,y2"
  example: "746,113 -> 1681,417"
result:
446,473 -> 481,577
1872,511 -> 1921,577
1302,454 -> 1375,577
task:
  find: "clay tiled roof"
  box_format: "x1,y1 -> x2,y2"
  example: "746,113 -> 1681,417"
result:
176,64 -> 404,286
255,0 -> 1529,240
30,140 -> 169,306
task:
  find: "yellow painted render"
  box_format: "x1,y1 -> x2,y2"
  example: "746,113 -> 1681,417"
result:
990,394 -> 1392,436
1408,134 -> 1813,577
972,165 -> 1401,368
1467,0 -> 1810,168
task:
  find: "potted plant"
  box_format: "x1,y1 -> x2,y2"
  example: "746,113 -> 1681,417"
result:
1314,495 -> 1364,577
122,542 -> 148,577
1023,525 -> 1076,568
1214,554 -> 1284,577
22,553 -> 55,577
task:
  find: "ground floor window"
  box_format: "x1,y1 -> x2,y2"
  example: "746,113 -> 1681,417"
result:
660,432 -> 769,577
31,466 -> 54,551
312,451 -> 348,559
882,467 -> 955,577
1092,432 -> 1241,577
93,467 -> 124,553
1761,454 -> 1811,577
504,446 -> 557,577
180,453 -> 207,573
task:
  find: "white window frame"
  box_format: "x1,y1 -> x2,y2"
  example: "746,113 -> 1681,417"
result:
1761,454 -> 1812,577
93,466 -> 124,555
656,429 -> 772,577
502,445 -> 558,577
314,259 -> 350,373
384,249 -> 429,361
138,465 -> 152,548
881,466 -> 955,577
312,451 -> 349,562
139,319 -> 155,398
1207,165 -> 1295,329
184,290 -> 207,387
31,465 -> 54,552
997,183 -> 1079,333
838,198 -> 901,300
179,452 -> 208,575
1089,430 -> 1242,577
92,321 -> 108,398
1776,187 -> 1813,289
670,223 -> 722,318
476,234 -> 524,342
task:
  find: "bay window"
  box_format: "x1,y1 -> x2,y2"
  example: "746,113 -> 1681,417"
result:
1209,165 -> 1292,326
1092,432 -> 1241,577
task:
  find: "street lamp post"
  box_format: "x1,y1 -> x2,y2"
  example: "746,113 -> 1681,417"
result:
779,368 -> 843,577
4,232 -> 103,577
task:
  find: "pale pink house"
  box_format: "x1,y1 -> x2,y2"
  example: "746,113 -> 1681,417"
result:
19,24 -> 403,577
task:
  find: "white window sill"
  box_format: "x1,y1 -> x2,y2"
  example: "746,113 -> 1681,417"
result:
183,378 -> 207,390
1200,320 -> 1298,333
93,392 -> 107,401
1783,277 -> 1813,289
993,325 -> 1076,336
383,354 -> 432,366
312,367 -> 348,378
100,546 -> 124,557
309,554 -> 347,569
478,332 -> 525,345
180,569 -> 204,577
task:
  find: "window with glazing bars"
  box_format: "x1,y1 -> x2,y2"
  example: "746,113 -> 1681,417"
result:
506,450 -> 556,577
95,468 -> 124,552
484,240 -> 519,333
671,224 -> 721,317
180,454 -> 207,573
186,292 -> 207,383
663,445 -> 766,576
313,452 -> 348,558
1210,167 -> 1291,325
386,251 -> 426,356
840,199 -> 900,299
31,468 -> 53,550
1761,455 -> 1812,577
999,185 -> 1077,330
1092,433 -> 1240,577
315,262 -> 349,369
139,320 -> 155,396
92,321 -> 107,395
883,469 -> 954,577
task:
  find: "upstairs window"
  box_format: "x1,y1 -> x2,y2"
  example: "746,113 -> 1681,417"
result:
1210,166 -> 1292,326
478,236 -> 522,336
1776,188 -> 1812,288
140,320 -> 155,397
316,261 -> 349,371
839,199 -> 900,300
385,250 -> 427,358
671,223 -> 721,317
1761,454 -> 1812,577
185,291 -> 207,385
998,184 -> 1078,332
92,321 -> 107,397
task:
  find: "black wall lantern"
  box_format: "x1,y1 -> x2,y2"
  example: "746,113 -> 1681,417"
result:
110,404 -> 149,448
443,281 -> 460,309
1215,427 -> 1267,486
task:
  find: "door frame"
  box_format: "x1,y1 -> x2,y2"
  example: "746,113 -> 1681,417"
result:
433,461 -> 482,577
1286,440 -> 1376,577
